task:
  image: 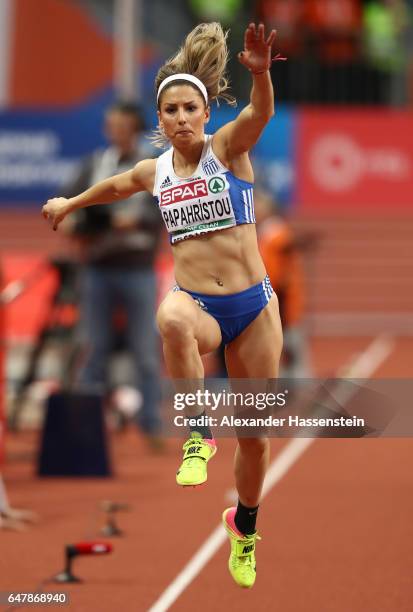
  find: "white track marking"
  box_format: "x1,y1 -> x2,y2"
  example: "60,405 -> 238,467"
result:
148,526 -> 226,612
340,335 -> 395,378
147,335 -> 394,612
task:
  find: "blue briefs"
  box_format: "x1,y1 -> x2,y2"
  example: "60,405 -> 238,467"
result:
174,275 -> 274,345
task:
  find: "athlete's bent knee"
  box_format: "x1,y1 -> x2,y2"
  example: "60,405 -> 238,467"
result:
157,308 -> 196,345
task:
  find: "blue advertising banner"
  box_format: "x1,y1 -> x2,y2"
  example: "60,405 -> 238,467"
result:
0,99 -> 296,208
0,92 -> 114,207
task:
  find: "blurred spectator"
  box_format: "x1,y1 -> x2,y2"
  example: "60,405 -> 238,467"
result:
257,0 -> 413,105
255,190 -> 312,378
304,0 -> 364,103
188,0 -> 243,25
306,0 -> 362,64
0,474 -> 37,530
257,0 -> 305,57
61,101 -> 163,442
363,0 -> 412,105
256,0 -> 312,103
258,0 -> 366,103
256,0 -> 308,102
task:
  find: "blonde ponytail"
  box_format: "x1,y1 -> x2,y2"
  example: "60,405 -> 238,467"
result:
151,23 -> 236,148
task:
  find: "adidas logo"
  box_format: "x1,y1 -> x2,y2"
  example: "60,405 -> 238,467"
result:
160,175 -> 172,189
194,297 -> 207,311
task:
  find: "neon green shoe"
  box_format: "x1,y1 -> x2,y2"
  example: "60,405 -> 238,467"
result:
176,432 -> 217,487
222,507 -> 261,588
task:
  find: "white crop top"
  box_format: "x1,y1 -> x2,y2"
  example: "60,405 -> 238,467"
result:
153,135 -> 255,244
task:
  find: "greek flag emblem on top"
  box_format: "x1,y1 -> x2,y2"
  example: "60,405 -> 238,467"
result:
202,157 -> 220,176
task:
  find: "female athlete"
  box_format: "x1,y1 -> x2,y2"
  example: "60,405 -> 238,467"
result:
42,22 -> 284,588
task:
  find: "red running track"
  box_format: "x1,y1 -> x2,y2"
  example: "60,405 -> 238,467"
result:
1,337 -> 413,611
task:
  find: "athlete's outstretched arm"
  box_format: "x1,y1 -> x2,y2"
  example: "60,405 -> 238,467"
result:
42,158 -> 156,230
214,23 -> 285,158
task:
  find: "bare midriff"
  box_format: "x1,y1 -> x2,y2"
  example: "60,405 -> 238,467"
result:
172,223 -> 267,294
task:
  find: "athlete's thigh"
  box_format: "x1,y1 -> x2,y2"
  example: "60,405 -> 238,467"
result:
225,294 -> 283,378
156,290 -> 222,354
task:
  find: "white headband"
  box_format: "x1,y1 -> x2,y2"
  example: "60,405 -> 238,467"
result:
157,74 -> 208,105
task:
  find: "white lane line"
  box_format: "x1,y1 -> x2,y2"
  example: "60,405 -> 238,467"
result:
148,526 -> 226,612
339,334 -> 395,378
147,335 -> 394,612
148,437 -> 314,612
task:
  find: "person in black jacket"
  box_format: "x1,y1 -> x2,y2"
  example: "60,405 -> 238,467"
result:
62,101 -> 163,441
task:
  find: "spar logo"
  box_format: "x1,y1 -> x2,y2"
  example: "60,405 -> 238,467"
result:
160,179 -> 208,206
208,176 -> 225,194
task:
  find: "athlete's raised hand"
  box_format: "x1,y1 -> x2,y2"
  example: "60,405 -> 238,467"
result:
42,197 -> 71,231
238,23 -> 286,75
